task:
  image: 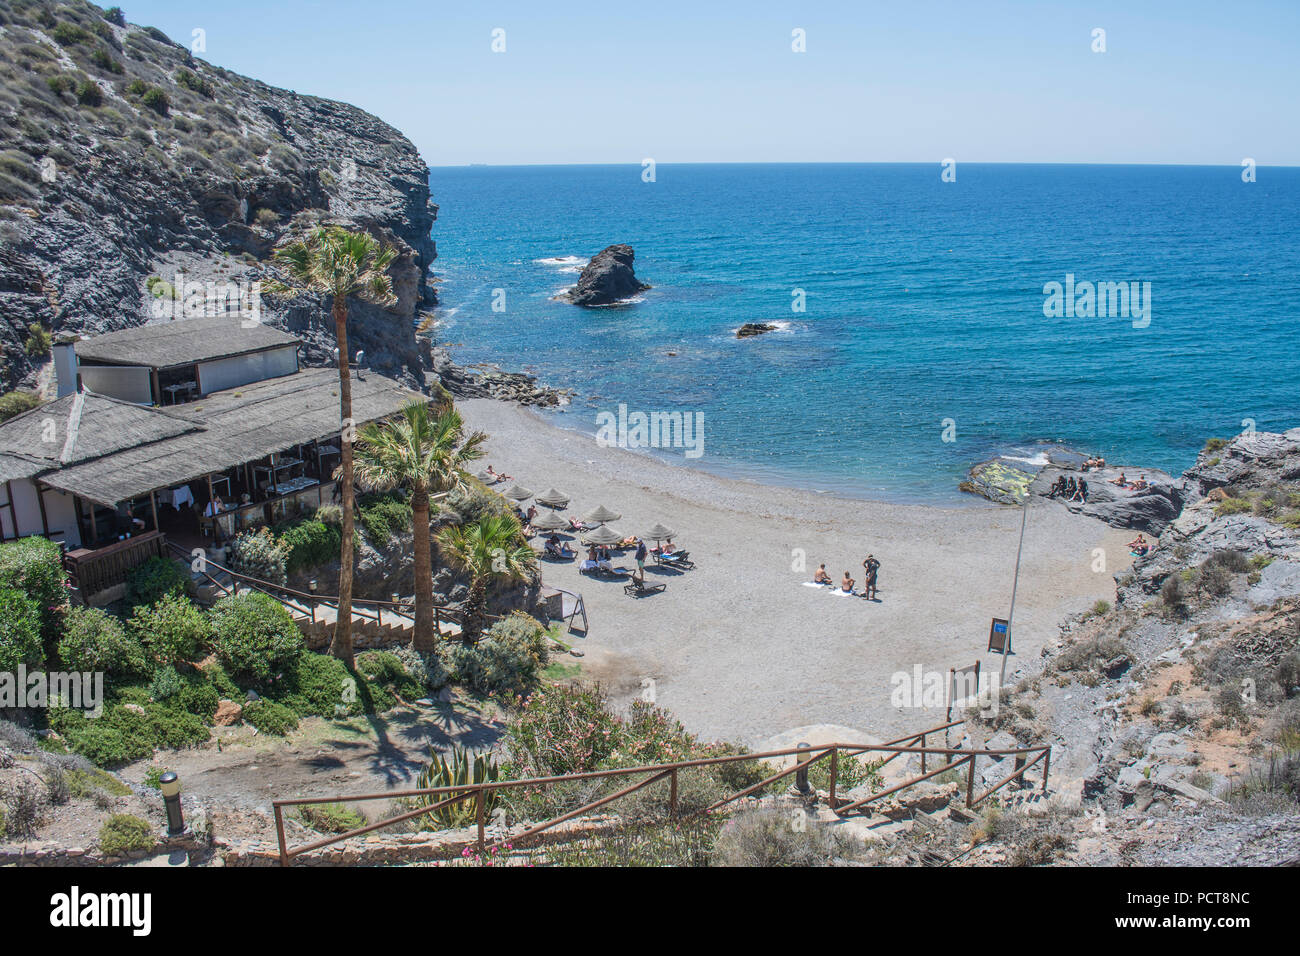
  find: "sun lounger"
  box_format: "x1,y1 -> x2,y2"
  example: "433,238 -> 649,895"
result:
624,578 -> 666,597
654,550 -> 694,569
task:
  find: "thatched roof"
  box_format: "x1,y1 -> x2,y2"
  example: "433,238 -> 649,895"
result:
0,392 -> 199,483
27,369 -> 422,507
74,317 -> 300,369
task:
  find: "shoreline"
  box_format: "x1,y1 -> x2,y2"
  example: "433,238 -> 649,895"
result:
459,397 -> 1136,746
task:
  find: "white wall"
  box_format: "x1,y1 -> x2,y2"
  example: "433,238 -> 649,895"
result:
79,365 -> 153,404
198,345 -> 297,394
0,480 -> 80,547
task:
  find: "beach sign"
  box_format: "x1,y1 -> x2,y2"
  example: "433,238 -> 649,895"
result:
987,617 -> 1011,654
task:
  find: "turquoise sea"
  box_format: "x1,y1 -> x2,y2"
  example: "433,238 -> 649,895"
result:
428,163 -> 1300,504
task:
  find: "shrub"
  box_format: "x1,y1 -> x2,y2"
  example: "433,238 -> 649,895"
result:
298,802 -> 364,833
276,518 -> 340,574
447,612 -> 549,696
0,534 -> 66,644
75,79 -> 102,106
388,644 -> 451,693
1203,438 -> 1228,453
124,78 -> 146,96
57,605 -> 148,677
357,491 -> 412,544
242,698 -> 298,735
140,86 -> 169,114
124,556 -> 188,607
51,23 -> 91,46
103,8 -> 126,27
1215,497 -> 1254,517
98,814 -> 154,855
1161,574 -> 1187,612
1,778 -> 45,839
209,591 -> 303,685
0,391 -> 43,422
229,527 -> 289,584
503,683 -> 623,778
355,650 -> 424,700
712,808 -> 863,867
253,207 -> 280,228
49,701 -> 208,767
128,593 -> 207,665
46,74 -> 76,96
148,665 -> 185,702
175,68 -> 213,97
0,586 -> 43,671
24,322 -> 51,355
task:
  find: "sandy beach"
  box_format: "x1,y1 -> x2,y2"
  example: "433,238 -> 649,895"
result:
460,399 -> 1135,748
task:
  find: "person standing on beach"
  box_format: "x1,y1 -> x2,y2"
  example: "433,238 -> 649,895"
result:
862,554 -> 881,600
635,538 -> 648,573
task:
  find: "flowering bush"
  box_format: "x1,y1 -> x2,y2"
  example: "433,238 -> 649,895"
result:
229,527 -> 290,585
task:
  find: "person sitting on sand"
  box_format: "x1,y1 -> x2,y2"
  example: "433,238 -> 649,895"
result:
840,571 -> 856,594
863,554 -> 881,600
1128,533 -> 1150,556
813,563 -> 832,585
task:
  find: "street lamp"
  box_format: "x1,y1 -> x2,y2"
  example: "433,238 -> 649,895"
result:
159,771 -> 184,835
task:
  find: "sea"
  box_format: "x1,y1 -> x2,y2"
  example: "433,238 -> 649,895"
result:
426,163 -> 1300,504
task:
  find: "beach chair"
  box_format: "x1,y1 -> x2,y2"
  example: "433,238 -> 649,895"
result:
624,578 -> 666,597
655,550 -> 694,569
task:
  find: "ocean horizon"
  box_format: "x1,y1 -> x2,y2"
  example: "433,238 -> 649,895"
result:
429,162 -> 1300,504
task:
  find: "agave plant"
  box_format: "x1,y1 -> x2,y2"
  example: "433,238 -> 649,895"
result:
411,744 -> 500,830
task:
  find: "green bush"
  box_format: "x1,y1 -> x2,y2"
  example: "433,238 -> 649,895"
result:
124,78 -> 146,96
242,698 -> 298,735
447,612 -> 549,697
502,683 -> 625,778
276,518 -> 341,574
174,68 -> 213,97
140,86 -> 169,114
50,701 -> 208,767
357,491 -> 412,544
147,665 -> 184,702
74,79 -> 102,107
298,802 -> 364,833
0,586 -> 43,672
24,322 -> 51,356
98,813 -> 154,855
355,650 -> 424,701
229,527 -> 289,584
103,7 -> 127,27
52,23 -> 91,46
0,535 -> 66,646
0,391 -> 43,422
47,74 -> 76,95
128,593 -> 207,665
58,605 -> 148,677
209,591 -> 303,685
124,556 -> 188,608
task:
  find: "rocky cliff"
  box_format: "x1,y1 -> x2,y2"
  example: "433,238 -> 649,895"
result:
0,0 -> 437,391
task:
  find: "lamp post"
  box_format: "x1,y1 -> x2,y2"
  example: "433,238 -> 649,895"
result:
794,742 -> 812,794
159,771 -> 184,835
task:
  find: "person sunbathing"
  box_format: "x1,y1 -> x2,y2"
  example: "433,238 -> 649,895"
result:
545,534 -> 573,558
661,539 -> 677,555
485,464 -> 513,481
1128,533 -> 1150,555
840,572 -> 856,593
1133,474 -> 1149,491
568,517 -> 591,532
813,564 -> 832,585
1111,472 -> 1128,486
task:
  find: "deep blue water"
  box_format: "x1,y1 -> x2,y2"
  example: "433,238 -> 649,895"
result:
427,163 -> 1300,504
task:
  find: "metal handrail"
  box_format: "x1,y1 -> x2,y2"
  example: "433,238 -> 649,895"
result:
270,719 -> 1053,865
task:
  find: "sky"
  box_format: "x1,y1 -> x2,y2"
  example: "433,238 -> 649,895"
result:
120,0 -> 1300,167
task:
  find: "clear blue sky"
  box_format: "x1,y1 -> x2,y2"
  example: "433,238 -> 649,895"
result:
122,0 -> 1300,167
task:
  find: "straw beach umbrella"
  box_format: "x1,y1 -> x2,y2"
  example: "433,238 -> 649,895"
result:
502,483 -> 534,501
474,469 -> 496,484
535,487 -> 571,509
643,522 -> 676,543
581,524 -> 624,546
582,504 -> 622,524
530,510 -> 569,532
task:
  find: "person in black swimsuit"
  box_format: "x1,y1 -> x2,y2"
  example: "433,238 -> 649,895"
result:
862,554 -> 881,600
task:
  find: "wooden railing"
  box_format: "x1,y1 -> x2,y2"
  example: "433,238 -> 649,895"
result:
63,530 -> 165,601
165,540 -> 464,635
271,719 -> 1053,866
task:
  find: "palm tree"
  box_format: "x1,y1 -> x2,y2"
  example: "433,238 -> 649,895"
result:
354,400 -> 486,651
436,513 -> 537,644
268,226 -> 397,667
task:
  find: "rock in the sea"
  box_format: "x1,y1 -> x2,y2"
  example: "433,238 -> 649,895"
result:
736,322 -> 778,338
562,244 -> 650,306
961,460 -> 1035,505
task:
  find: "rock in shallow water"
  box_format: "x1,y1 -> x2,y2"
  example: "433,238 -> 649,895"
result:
562,244 -> 650,306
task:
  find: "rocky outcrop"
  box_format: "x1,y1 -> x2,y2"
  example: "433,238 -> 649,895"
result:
0,1 -> 437,391
1032,465 -> 1190,534
427,348 -> 571,407
561,244 -> 649,307
736,322 -> 778,338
